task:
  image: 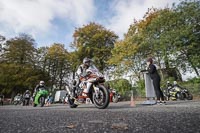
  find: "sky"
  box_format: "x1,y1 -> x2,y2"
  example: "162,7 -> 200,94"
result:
0,0 -> 181,50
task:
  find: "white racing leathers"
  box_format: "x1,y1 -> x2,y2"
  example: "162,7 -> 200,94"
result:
77,64 -> 99,94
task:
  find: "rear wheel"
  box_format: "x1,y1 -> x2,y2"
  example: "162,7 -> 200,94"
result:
93,85 -> 110,109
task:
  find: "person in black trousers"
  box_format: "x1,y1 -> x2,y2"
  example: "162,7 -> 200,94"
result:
147,58 -> 166,104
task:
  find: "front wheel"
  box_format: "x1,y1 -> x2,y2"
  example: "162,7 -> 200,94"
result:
93,85 -> 110,109
187,94 -> 193,100
39,96 -> 45,107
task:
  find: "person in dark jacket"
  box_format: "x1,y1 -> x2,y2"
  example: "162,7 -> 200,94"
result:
147,58 -> 166,104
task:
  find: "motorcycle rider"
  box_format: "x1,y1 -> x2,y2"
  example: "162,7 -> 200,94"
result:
173,81 -> 183,89
23,90 -> 31,106
76,57 -> 93,96
33,81 -> 47,100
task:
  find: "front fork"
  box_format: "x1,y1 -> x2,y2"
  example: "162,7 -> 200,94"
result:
93,85 -> 100,99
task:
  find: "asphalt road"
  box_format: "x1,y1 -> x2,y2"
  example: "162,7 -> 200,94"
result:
0,100 -> 200,133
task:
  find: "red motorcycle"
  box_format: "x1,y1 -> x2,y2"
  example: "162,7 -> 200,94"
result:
67,65 -> 110,109
109,89 -> 120,103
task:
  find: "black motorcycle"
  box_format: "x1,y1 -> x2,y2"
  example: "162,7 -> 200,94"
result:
163,82 -> 184,101
163,81 -> 193,101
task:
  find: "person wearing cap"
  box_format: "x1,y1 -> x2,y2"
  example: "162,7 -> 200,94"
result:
146,58 -> 166,104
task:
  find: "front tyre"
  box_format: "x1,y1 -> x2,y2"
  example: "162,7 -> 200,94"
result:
187,94 -> 193,100
39,96 -> 45,107
93,85 -> 110,109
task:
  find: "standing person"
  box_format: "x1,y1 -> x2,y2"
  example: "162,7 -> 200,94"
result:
146,58 -> 166,104
46,93 -> 53,106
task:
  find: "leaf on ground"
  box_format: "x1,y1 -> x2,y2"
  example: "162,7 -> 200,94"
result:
111,123 -> 128,130
66,124 -> 76,129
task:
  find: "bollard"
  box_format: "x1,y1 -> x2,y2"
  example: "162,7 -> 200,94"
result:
130,90 -> 135,107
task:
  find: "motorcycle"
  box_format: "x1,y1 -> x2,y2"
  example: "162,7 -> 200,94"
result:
23,93 -> 31,106
33,88 -> 48,107
163,81 -> 183,101
109,89 -> 120,103
67,64 -> 110,109
13,95 -> 23,105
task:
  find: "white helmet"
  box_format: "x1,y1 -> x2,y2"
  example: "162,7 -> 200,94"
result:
40,81 -> 45,86
173,81 -> 177,85
83,57 -> 91,64
83,57 -> 92,67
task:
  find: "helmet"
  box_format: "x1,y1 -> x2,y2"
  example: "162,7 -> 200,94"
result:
25,90 -> 29,93
39,81 -> 45,86
173,81 -> 177,85
83,57 -> 91,64
83,57 -> 91,66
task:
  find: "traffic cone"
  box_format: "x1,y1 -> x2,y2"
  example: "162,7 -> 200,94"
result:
130,95 -> 135,107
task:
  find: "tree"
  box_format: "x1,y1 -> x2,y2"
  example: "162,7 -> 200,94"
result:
45,43 -> 71,90
0,35 -> 6,52
0,34 -> 48,97
72,22 -> 118,71
172,0 -> 200,76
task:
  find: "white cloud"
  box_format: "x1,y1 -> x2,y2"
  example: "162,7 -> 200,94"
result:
0,0 -> 95,38
106,0 -> 180,39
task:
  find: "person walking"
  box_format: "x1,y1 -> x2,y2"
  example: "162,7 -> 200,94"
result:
146,57 -> 166,104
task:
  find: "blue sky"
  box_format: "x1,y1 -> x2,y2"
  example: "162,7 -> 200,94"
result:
0,0 -> 181,51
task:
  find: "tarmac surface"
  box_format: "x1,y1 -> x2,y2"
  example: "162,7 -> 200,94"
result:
0,100 -> 200,133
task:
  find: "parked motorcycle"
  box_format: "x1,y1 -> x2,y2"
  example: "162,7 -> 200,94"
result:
110,89 -> 120,103
163,81 -> 183,100
163,81 -> 193,101
33,88 -> 48,107
13,94 -> 23,105
67,64 -> 110,109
